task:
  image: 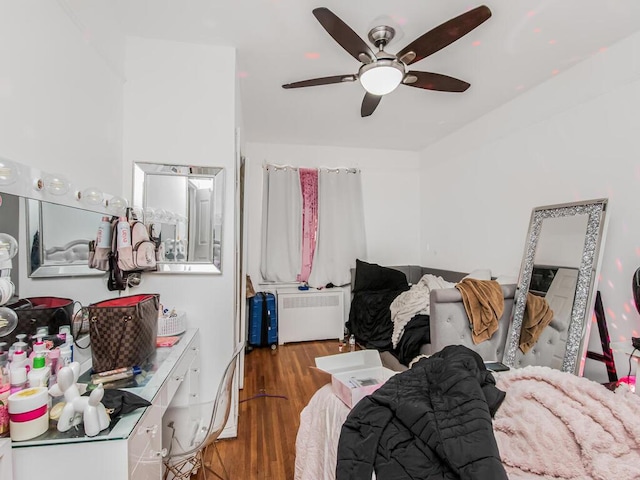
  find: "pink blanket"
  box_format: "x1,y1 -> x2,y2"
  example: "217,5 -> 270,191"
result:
494,366 -> 640,480
295,366 -> 640,480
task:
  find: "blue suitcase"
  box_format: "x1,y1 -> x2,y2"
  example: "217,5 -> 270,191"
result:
249,292 -> 278,349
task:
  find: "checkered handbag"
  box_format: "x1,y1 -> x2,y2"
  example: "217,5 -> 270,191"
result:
0,297 -> 74,344
88,293 -> 159,373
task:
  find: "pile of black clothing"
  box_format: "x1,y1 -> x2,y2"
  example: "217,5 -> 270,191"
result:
336,345 -> 508,480
347,260 -> 430,364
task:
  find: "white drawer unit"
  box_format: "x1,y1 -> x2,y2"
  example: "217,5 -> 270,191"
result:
277,288 -> 345,344
0,438 -> 12,479
12,328 -> 201,480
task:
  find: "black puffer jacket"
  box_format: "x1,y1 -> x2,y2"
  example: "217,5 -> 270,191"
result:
336,345 -> 507,480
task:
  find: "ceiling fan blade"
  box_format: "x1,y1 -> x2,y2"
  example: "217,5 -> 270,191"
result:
282,74 -> 356,89
397,5 -> 492,65
403,71 -> 470,92
361,93 -> 382,117
313,7 -> 375,63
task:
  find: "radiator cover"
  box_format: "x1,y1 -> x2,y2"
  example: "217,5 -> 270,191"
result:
276,288 -> 345,344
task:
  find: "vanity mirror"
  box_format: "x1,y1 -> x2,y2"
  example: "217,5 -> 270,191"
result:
26,198 -> 105,278
132,162 -> 224,274
503,198 -> 608,375
0,156 -> 137,288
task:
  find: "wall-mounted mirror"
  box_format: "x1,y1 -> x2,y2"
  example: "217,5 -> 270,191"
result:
503,198 -> 608,375
26,199 -> 105,278
0,193 -> 20,294
133,162 -> 224,274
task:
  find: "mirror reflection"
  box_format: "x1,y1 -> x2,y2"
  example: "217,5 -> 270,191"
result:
0,194 -> 106,282
503,199 -> 608,374
27,199 -> 105,278
133,162 -> 224,273
0,193 -> 20,293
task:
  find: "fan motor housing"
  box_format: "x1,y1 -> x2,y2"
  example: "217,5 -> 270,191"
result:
368,25 -> 395,48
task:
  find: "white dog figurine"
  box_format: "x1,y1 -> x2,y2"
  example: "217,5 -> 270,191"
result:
49,362 -> 110,436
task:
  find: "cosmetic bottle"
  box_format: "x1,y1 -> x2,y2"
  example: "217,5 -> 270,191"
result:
0,352 -> 10,436
27,355 -> 50,388
11,339 -> 30,360
58,345 -> 72,372
35,326 -> 49,337
96,216 -> 112,248
11,350 -> 29,372
9,365 -> 27,394
30,339 -> 47,362
117,216 -> 131,248
48,348 -> 60,386
59,325 -> 74,361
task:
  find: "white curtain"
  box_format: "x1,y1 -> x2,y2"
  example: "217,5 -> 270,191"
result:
308,168 -> 366,288
260,166 -> 302,282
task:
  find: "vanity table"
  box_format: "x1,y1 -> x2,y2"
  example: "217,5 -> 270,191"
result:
11,328 -> 200,480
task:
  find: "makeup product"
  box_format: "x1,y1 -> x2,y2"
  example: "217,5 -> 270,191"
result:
9,366 -> 27,394
27,355 -> 50,388
58,345 -> 72,373
96,216 -> 112,248
8,387 -> 49,441
0,352 -> 9,436
59,325 -> 74,361
90,365 -> 141,385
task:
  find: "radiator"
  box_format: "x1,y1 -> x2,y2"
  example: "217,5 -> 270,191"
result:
276,289 -> 345,345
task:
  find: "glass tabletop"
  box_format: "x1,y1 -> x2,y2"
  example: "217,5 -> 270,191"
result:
10,328 -> 197,448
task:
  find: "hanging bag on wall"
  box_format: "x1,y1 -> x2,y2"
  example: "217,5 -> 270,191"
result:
0,297 -> 74,344
89,209 -> 159,291
87,293 -> 160,373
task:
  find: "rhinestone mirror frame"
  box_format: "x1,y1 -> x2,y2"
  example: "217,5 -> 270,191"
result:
502,198 -> 608,375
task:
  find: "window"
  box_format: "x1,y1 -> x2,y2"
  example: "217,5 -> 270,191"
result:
260,164 -> 366,287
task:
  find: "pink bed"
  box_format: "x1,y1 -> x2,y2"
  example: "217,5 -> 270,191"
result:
295,365 -> 640,480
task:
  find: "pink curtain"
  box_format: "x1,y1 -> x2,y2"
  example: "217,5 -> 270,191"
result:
297,168 -> 318,283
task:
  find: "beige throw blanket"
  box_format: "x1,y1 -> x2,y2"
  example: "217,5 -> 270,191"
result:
455,278 -> 504,344
519,293 -> 554,353
390,274 -> 456,348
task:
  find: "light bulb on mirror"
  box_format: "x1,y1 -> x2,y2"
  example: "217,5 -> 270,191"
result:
0,233 -> 18,262
156,209 -> 169,223
0,158 -> 18,186
43,173 -> 71,196
78,187 -> 104,206
106,195 -> 128,215
165,211 -> 177,224
143,207 -> 156,223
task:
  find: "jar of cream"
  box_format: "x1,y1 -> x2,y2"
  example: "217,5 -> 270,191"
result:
8,387 -> 49,441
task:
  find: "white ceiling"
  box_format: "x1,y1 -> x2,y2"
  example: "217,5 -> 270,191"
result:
85,0 -> 640,151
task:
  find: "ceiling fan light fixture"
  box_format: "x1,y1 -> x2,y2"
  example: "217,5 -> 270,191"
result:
359,59 -> 404,96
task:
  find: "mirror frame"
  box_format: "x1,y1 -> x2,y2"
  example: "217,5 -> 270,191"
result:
503,198 -> 608,374
133,162 -> 224,274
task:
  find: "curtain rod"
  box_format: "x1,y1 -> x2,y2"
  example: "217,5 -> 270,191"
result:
263,163 -> 360,174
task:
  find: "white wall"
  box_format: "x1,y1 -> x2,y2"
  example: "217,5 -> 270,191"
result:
0,0 -> 125,303
419,31 -> 640,382
123,37 -> 238,409
243,142 -> 422,286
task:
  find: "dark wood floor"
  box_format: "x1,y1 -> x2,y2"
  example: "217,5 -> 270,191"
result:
212,340 -> 342,480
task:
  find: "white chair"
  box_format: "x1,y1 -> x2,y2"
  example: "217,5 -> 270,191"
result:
163,342 -> 244,480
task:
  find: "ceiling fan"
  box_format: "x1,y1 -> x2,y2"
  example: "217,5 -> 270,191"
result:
282,5 -> 492,117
